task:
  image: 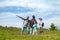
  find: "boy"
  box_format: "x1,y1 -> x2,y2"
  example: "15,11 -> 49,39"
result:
16,15 -> 30,34
39,18 -> 44,33
33,20 -> 37,35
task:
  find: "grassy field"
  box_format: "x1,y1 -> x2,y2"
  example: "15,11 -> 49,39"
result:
0,26 -> 60,40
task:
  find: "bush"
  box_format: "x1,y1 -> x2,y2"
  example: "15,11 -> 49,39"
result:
50,23 -> 57,31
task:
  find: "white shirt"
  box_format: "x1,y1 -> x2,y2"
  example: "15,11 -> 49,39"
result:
38,21 -> 43,28
39,21 -> 43,27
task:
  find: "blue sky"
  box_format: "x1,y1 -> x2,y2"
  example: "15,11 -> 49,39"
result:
0,0 -> 60,29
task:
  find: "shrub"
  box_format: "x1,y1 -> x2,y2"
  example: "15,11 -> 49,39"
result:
50,23 -> 57,31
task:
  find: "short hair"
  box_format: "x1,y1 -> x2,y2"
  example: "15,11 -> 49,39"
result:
32,15 -> 35,19
39,18 -> 42,20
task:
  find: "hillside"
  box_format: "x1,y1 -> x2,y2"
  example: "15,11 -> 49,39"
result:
0,26 -> 60,40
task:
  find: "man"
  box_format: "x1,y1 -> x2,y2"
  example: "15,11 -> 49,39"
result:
16,15 -> 30,34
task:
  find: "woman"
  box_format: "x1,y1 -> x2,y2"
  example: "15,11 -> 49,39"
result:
29,15 -> 37,35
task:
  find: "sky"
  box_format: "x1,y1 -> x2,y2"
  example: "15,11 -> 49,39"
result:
0,0 -> 60,29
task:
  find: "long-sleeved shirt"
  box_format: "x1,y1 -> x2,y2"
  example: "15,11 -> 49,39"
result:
30,19 -> 37,28
19,17 -> 30,27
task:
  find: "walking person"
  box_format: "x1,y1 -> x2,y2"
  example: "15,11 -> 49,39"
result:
39,18 -> 44,33
16,15 -> 30,34
29,15 -> 37,35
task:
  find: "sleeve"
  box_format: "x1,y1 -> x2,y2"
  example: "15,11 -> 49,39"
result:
17,15 -> 26,20
35,19 -> 37,24
19,17 -> 26,20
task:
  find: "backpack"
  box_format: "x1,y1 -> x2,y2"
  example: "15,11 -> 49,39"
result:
42,22 -> 44,27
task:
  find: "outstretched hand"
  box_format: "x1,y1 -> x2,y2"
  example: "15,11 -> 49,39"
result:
16,15 -> 21,18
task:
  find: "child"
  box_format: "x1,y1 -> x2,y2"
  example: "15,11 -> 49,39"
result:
33,20 -> 37,35
39,18 -> 44,33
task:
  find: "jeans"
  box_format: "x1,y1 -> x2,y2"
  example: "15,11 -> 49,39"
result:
40,27 -> 43,33
21,26 -> 29,34
30,28 -> 32,35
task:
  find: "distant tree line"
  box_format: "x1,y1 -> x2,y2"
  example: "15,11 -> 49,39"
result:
0,23 -> 58,31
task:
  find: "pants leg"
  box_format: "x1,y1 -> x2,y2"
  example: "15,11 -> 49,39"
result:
35,30 -> 37,35
26,27 -> 29,34
21,27 -> 25,34
33,30 -> 37,35
40,27 -> 43,33
30,28 -> 32,35
33,30 -> 34,35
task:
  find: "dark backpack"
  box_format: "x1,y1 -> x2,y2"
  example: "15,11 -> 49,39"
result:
42,22 -> 44,27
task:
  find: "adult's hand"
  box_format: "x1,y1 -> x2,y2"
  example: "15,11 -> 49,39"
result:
16,15 -> 21,18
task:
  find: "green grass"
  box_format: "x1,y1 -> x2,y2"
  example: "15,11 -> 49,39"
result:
0,26 -> 60,40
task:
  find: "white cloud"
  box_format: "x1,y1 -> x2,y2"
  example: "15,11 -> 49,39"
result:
44,16 -> 60,29
0,0 -> 60,16
0,21 -> 23,28
0,12 -> 25,18
0,12 -> 60,29
0,12 -> 24,28
0,13 -> 13,18
0,0 -> 60,29
0,0 -> 55,9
